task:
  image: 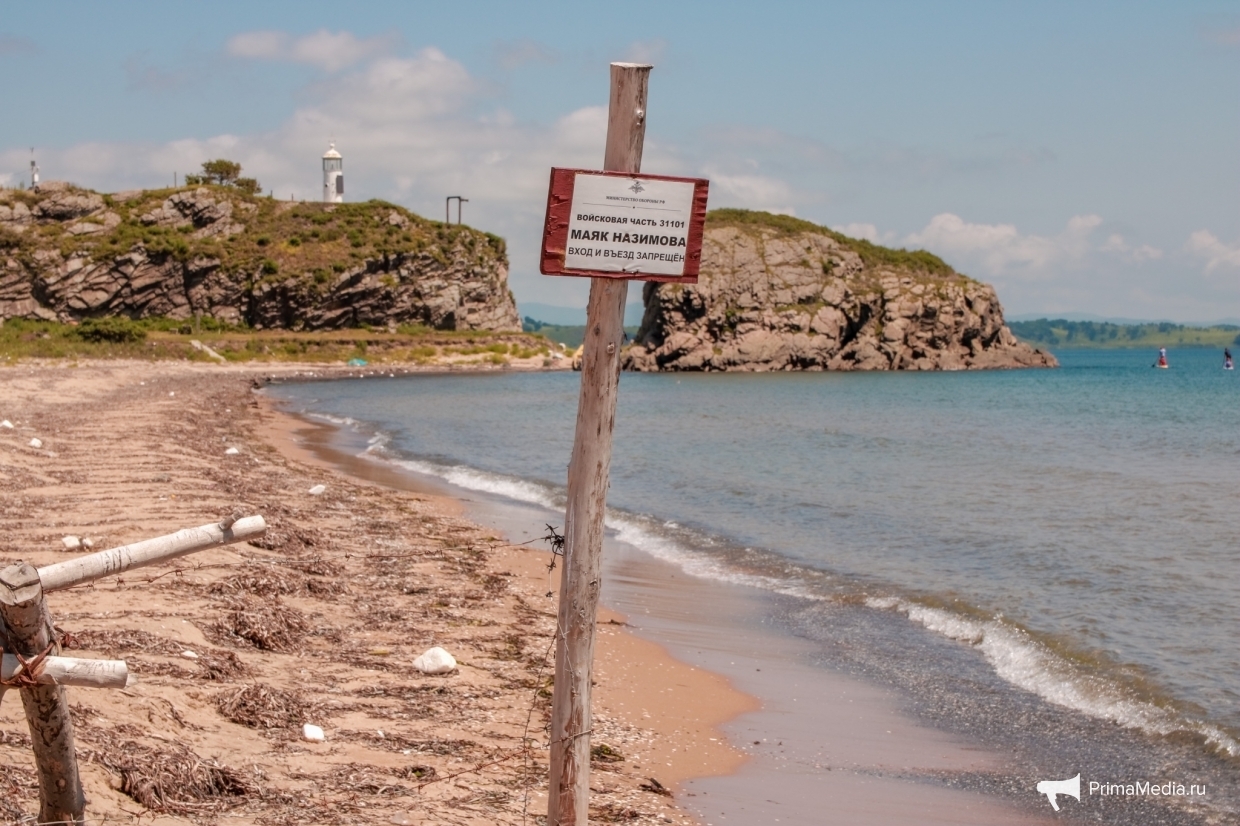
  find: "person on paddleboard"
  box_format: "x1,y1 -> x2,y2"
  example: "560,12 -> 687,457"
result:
1157,347 -> 1168,368
1226,348 -> 1234,370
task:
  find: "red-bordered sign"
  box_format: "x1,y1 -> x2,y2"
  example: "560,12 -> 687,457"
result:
540,168 -> 709,283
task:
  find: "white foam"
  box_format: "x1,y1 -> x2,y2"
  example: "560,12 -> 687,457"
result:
607,513 -> 824,601
867,597 -> 1240,757
308,412 -> 357,427
374,452 -> 822,600
390,458 -> 561,510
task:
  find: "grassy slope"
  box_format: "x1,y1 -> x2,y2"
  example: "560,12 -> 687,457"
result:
0,317 -> 555,365
704,208 -> 965,279
1009,319 -> 1240,349
0,184 -> 506,292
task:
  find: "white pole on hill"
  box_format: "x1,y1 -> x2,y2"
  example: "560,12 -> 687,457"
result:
547,61 -> 651,826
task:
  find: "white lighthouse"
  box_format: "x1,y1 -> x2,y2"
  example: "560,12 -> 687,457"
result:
322,142 -> 343,203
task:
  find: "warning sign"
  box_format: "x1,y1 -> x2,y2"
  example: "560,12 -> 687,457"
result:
541,168 -> 709,282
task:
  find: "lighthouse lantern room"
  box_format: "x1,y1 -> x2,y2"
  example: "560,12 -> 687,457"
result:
322,142 -> 343,203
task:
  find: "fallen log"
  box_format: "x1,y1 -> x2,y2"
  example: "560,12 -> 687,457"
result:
37,515 -> 267,592
3,653 -> 129,689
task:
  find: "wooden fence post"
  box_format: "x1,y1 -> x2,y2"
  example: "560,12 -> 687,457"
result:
0,563 -> 86,825
548,61 -> 651,826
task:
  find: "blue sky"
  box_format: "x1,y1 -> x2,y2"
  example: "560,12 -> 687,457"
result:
3,1 -> 1239,321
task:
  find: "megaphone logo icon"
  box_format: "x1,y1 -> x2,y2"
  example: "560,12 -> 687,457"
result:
1036,773 -> 1081,811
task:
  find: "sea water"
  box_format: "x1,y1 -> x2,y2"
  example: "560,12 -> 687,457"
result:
270,348 -> 1239,819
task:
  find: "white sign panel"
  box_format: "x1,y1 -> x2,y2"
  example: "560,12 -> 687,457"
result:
564,174 -> 697,277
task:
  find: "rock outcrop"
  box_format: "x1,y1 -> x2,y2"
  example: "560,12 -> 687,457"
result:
623,210 -> 1055,372
0,184 -> 520,332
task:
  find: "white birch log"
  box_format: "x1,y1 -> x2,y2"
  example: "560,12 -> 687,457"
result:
2,654 -> 129,689
37,515 -> 267,592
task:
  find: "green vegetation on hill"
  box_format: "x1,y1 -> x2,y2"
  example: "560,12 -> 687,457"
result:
1,184 -> 505,286
705,208 -> 959,278
0,316 -> 551,364
1009,319 -> 1240,349
521,317 -> 638,350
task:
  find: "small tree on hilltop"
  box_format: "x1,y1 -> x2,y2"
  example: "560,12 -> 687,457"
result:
184,159 -> 259,193
201,159 -> 241,185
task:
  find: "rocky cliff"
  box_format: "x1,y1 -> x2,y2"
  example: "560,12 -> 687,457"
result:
0,182 -> 520,332
624,210 -> 1055,372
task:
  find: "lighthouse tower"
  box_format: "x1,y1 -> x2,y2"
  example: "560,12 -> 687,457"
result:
322,142 -> 343,203
30,149 -> 39,192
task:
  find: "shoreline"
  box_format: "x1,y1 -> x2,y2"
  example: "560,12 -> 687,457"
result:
265,373 -> 1070,825
254,397 -> 760,792
0,359 -> 739,825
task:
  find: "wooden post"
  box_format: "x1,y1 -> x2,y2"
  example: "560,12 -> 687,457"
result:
548,61 -> 651,826
0,563 -> 86,825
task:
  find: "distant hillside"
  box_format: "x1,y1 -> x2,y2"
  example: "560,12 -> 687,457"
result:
1010,319 -> 1240,349
0,182 -> 520,331
522,316 -> 638,349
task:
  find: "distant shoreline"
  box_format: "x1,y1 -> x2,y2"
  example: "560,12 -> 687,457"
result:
1010,318 -> 1239,350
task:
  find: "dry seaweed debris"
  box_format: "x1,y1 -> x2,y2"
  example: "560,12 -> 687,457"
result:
196,649 -> 251,681
278,555 -> 343,577
89,739 -> 252,813
591,802 -> 643,822
217,683 -> 314,729
208,565 -> 307,597
207,595 -> 309,652
288,763 -> 413,797
0,765 -> 37,823
58,628 -> 185,656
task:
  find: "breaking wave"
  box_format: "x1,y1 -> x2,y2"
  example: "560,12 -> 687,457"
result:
865,596 -> 1240,758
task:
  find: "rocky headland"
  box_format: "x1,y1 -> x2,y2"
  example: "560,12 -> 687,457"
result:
624,210 -> 1055,372
0,182 -> 520,332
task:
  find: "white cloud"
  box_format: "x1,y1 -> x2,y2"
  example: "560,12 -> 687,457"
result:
904,212 -> 1102,275
1186,230 -> 1240,272
1100,233 -> 1163,262
832,222 -> 897,244
703,167 -> 796,214
226,29 -> 397,72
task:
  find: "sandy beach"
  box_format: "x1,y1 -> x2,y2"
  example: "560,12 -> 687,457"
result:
0,360 -> 750,825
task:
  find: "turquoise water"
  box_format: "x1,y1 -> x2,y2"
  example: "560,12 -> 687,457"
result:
271,348 -> 1240,812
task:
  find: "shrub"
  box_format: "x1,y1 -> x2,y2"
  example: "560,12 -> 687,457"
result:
75,317 -> 147,344
261,259 -> 279,275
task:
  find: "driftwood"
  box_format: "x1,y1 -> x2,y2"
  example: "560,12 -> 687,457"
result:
0,563 -> 86,824
548,62 -> 650,826
1,514 -> 265,824
3,653 -> 129,689
37,515 -> 267,591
